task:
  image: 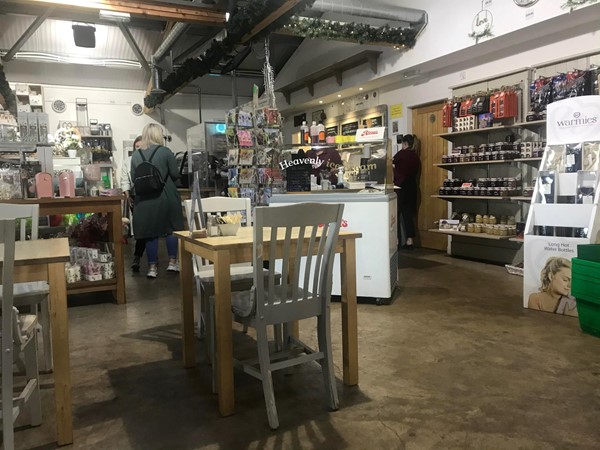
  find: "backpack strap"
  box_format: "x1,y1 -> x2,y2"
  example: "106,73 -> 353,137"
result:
147,146 -> 162,163
137,146 -> 162,163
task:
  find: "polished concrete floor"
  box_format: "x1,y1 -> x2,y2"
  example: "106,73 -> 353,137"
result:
14,247 -> 600,450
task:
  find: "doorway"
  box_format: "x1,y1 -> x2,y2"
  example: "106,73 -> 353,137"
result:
411,103 -> 447,251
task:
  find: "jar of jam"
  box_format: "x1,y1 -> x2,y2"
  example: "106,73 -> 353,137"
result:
468,145 -> 476,154
500,226 -> 509,236
498,151 -> 506,160
507,215 -> 516,226
475,214 -> 483,223
489,215 -> 497,225
483,214 -> 489,224
489,178 -> 497,187
442,155 -> 449,163
484,152 -> 491,161
474,223 -> 482,233
470,154 -> 477,162
500,216 -> 507,225
491,151 -> 499,160
467,223 -> 475,233
494,142 -> 504,152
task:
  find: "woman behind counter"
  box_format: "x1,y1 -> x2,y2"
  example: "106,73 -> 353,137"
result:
130,124 -> 184,279
306,146 -> 343,185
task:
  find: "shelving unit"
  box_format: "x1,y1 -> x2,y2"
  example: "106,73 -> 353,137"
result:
429,228 -> 512,240
432,195 -> 512,201
432,69 -> 548,264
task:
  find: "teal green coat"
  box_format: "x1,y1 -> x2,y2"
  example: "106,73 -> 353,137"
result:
131,145 -> 184,239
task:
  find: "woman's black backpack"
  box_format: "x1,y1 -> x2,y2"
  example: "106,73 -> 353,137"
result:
133,146 -> 165,195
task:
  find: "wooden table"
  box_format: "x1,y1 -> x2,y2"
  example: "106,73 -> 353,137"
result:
0,238 -> 72,445
175,227 -> 361,417
6,196 -> 126,304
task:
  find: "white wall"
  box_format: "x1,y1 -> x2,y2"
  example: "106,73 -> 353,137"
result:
282,22 -> 600,142
276,1 -> 600,110
24,83 -> 248,186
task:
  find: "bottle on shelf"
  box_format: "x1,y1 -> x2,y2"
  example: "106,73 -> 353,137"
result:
310,121 -> 318,144
300,121 -> 309,145
317,122 -> 326,144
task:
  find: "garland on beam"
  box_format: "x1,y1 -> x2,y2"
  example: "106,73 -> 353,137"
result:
144,0 -> 316,109
282,17 -> 419,49
561,0 -> 598,9
0,64 -> 17,117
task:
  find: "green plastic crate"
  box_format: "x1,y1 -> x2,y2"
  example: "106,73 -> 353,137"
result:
572,258 -> 600,302
577,244 -> 600,263
576,297 -> 600,338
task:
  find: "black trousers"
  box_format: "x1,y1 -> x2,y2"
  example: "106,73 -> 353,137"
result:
396,181 -> 417,244
134,238 -> 146,258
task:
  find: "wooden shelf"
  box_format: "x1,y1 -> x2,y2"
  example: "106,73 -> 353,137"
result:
514,157 -> 542,163
511,196 -> 533,202
81,135 -> 113,139
509,237 -> 525,243
432,195 -> 512,201
277,50 -> 382,104
0,142 -> 53,149
67,278 -> 117,295
429,229 -> 512,240
434,120 -> 546,141
434,160 -> 509,168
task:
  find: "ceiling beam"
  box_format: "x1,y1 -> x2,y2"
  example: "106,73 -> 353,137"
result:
14,0 -> 226,25
240,0 -> 300,43
2,7 -> 54,62
117,22 -> 151,74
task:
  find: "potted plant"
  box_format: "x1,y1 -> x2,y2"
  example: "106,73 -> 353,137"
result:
54,127 -> 83,157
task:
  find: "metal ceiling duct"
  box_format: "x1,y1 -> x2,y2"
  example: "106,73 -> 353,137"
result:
308,0 -> 426,25
153,22 -> 190,63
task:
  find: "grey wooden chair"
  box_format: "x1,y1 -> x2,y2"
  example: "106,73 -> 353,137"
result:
222,202 -> 344,429
1,217 -> 42,450
0,203 -> 52,372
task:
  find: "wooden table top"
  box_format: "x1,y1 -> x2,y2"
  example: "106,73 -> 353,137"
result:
174,227 -> 362,251
3,196 -> 123,205
0,237 -> 70,266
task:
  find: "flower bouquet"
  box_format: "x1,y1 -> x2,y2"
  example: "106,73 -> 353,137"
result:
53,127 -> 83,157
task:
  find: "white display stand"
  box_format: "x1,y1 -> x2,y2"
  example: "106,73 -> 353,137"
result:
523,96 -> 600,316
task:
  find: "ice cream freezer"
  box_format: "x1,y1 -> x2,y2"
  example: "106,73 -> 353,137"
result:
270,192 -> 398,304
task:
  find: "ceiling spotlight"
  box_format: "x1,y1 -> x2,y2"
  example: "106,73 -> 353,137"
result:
359,87 -> 364,91
341,102 -> 345,105
337,94 -> 341,98
319,100 -> 323,104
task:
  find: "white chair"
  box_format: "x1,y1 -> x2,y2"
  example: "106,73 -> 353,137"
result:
1,217 -> 42,450
0,203 -> 51,372
220,202 -> 344,429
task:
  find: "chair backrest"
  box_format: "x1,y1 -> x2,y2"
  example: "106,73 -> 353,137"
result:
0,203 -> 39,240
253,202 -> 344,324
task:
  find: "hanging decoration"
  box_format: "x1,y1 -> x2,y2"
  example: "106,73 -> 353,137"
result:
0,64 -> 17,117
144,0 -> 316,109
282,17 -> 418,48
468,1 -> 494,43
562,0 -> 598,10
263,36 -> 276,108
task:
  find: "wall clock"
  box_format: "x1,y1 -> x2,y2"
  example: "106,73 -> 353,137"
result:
513,0 -> 539,6
131,103 -> 143,116
51,99 -> 66,113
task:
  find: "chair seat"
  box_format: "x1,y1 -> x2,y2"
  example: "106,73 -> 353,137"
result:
0,281 -> 49,299
219,285 -> 314,318
196,264 -> 255,283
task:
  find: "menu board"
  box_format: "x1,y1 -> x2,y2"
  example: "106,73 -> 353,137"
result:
285,165 -> 311,192
362,116 -> 383,128
326,125 -> 338,137
341,121 -> 359,136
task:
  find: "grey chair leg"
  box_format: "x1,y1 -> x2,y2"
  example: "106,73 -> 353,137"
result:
195,277 -> 205,339
256,322 -> 279,429
274,324 -> 283,352
207,298 -> 217,394
39,298 -> 52,372
281,323 -> 293,376
318,314 -> 339,411
24,338 -> 42,426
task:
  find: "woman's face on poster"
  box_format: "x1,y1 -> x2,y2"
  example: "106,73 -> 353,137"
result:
550,267 -> 571,297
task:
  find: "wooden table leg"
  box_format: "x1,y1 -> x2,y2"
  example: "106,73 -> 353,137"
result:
340,239 -> 358,386
111,205 -> 126,304
179,239 -> 196,368
213,249 -> 234,416
47,262 -> 73,445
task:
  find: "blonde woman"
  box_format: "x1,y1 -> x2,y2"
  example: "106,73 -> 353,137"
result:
130,124 -> 184,278
528,257 -> 578,317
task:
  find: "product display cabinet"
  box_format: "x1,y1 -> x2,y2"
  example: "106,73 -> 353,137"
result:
523,96 -> 600,315
432,69 -> 541,264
